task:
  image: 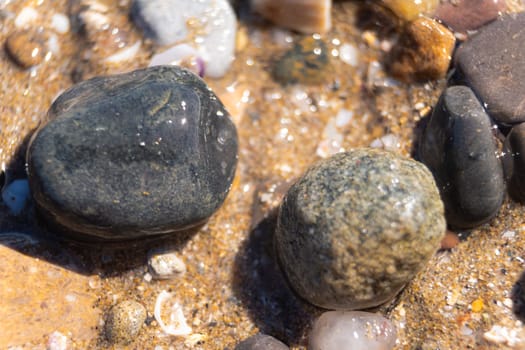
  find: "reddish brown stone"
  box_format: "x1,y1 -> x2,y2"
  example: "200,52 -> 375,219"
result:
435,0 -> 506,33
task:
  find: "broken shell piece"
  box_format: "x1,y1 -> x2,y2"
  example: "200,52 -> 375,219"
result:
149,44 -> 205,77
154,290 -> 192,336
251,0 -> 331,34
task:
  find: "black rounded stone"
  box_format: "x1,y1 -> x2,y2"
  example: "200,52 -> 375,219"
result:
454,12 -> 525,124
27,66 -> 238,241
503,123 -> 525,202
275,149 -> 445,310
419,85 -> 505,228
234,334 -> 289,350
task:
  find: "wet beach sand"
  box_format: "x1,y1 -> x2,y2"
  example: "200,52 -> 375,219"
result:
1,0 -> 525,349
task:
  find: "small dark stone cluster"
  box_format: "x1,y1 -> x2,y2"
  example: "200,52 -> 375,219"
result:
275,149 -> 445,310
27,65 -> 238,241
419,13 -> 525,228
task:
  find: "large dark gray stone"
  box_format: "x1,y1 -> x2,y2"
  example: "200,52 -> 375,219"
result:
503,123 -> 525,202
454,12 -> 525,124
275,149 -> 445,310
27,66 -> 238,241
419,85 -> 505,228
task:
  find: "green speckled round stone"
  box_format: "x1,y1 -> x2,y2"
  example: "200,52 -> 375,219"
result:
275,148 -> 446,310
27,66 -> 238,241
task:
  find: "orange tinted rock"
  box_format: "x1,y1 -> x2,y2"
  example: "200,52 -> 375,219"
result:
387,17 -> 455,82
5,30 -> 47,68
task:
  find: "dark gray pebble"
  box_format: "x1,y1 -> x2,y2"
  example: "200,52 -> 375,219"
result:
27,66 -> 238,241
234,334 -> 289,350
503,123 -> 525,202
419,85 -> 505,228
105,300 -> 147,345
454,12 -> 525,124
275,149 -> 445,310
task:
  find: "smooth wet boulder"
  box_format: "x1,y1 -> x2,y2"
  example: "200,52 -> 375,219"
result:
275,149 -> 445,310
454,12 -> 525,124
503,123 -> 525,202
419,85 -> 505,228
27,66 -> 238,241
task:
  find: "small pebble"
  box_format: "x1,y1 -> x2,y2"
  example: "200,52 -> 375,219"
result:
148,250 -> 187,279
27,66 -> 238,241
308,311 -> 396,350
273,36 -> 331,85
419,86 -> 505,228
434,0 -> 506,34
5,29 -> 47,68
235,334 -> 289,350
50,13 -> 70,34
387,17 -> 455,82
275,148 -> 446,310
454,12 -> 525,124
380,0 -> 439,21
503,123 -> 525,202
105,300 -> 147,345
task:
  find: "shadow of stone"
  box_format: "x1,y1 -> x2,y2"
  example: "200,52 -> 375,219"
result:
232,209 -> 321,347
511,270 -> 525,322
0,130 -> 199,277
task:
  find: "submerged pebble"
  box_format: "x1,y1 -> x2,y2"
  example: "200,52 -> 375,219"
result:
105,300 -> 147,345
503,123 -> 525,202
2,179 -> 30,215
5,29 -> 47,68
387,17 -> 455,82
235,334 -> 289,350
419,86 -> 505,228
308,311 -> 396,350
454,12 -> 525,124
275,149 -> 445,310
27,66 -> 238,241
273,36 -> 331,85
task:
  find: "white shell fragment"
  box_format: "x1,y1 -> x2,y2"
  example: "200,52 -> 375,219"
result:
154,290 -> 192,336
103,40 -> 141,63
308,311 -> 396,350
251,0 -> 331,34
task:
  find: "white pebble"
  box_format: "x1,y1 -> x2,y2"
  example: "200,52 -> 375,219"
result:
148,251 -> 186,279
308,311 -> 396,350
2,179 -> 30,215
15,7 -> 38,28
50,13 -> 70,34
47,331 -> 68,350
370,134 -> 401,151
335,109 -> 353,128
339,43 -> 359,67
